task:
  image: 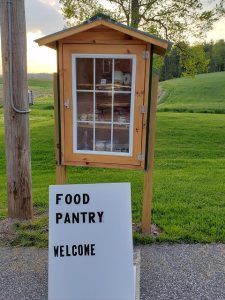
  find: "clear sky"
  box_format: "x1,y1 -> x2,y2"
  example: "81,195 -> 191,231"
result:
0,0 -> 225,74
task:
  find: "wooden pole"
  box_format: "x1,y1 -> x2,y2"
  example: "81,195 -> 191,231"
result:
141,75 -> 158,234
53,73 -> 67,184
0,0 -> 32,219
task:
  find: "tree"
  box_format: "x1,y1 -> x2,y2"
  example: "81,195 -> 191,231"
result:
59,0 -> 224,78
59,0 -> 225,43
212,39 -> 225,71
155,43 -> 209,80
158,47 -> 182,80
203,40 -> 215,73
177,42 -> 209,77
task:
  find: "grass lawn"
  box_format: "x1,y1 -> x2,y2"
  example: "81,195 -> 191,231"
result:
159,72 -> 225,113
1,73 -> 225,246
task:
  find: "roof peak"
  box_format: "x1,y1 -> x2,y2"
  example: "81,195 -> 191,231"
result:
88,13 -> 116,23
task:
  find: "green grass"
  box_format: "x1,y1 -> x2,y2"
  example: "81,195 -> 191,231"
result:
12,216 -> 49,248
1,72 -> 225,247
0,77 -> 53,104
159,72 -> 225,113
28,79 -> 53,94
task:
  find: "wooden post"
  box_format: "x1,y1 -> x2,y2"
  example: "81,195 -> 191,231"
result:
54,73 -> 67,184
0,0 -> 33,219
141,75 -> 158,234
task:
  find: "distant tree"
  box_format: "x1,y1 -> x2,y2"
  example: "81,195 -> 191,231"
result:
178,42 -> 209,77
158,47 -> 182,80
203,41 -> 215,72
212,39 -> 225,71
157,43 -> 209,80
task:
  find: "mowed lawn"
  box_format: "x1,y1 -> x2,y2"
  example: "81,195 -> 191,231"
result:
159,72 -> 225,113
0,73 -> 225,246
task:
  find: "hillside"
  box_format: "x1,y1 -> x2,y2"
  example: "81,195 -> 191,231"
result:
0,74 -> 53,104
159,72 -> 225,114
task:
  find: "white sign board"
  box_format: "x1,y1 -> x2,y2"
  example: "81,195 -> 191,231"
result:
49,183 -> 135,300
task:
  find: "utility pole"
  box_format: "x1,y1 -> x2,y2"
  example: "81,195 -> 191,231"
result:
0,0 -> 33,219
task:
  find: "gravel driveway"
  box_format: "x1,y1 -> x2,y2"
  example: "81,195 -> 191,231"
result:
1,244 -> 225,300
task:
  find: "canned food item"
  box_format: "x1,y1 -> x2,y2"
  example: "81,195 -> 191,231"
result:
95,140 -> 105,151
87,113 -> 93,121
105,141 -> 111,152
118,116 -> 127,123
80,113 -> 87,121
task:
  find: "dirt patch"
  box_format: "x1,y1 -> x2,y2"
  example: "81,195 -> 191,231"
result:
0,218 -> 18,246
133,223 -> 163,237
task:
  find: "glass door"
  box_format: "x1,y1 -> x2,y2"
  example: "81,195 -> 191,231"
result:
73,54 -> 136,156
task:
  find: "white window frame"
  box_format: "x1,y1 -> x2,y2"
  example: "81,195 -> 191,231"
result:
72,53 -> 136,156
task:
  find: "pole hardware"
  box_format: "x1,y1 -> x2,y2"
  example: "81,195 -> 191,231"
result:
6,0 -> 30,114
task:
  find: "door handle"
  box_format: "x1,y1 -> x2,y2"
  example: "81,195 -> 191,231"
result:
64,99 -> 70,109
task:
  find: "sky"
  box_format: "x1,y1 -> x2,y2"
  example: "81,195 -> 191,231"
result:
0,0 -> 225,74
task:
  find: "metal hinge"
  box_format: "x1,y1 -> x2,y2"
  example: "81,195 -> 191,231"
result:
140,105 -> 146,113
64,99 -> 70,108
143,51 -> 149,59
138,154 -> 144,161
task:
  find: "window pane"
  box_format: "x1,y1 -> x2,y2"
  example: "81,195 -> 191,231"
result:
77,122 -> 93,150
95,124 -> 111,152
76,58 -> 93,90
113,124 -> 130,153
96,92 -> 112,122
77,92 -> 93,122
114,59 -> 132,91
96,58 -> 113,91
113,93 -> 131,123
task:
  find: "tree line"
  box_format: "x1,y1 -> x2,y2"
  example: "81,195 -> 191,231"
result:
158,39 -> 225,81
